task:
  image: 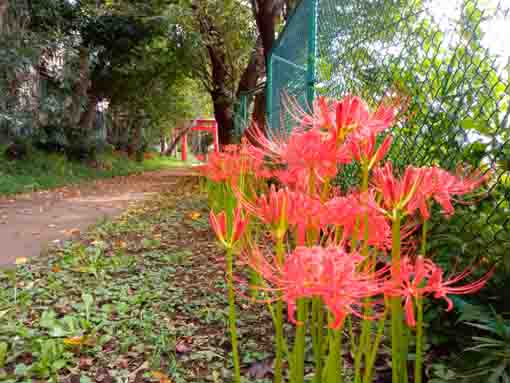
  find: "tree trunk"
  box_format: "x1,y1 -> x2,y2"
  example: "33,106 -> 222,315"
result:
212,93 -> 234,146
159,127 -> 166,154
0,0 -> 8,34
69,47 -> 90,127
206,40 -> 234,146
79,95 -> 98,131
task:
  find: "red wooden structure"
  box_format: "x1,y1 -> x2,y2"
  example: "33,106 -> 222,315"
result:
176,119 -> 219,161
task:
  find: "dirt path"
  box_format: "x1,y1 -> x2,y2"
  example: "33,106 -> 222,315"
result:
0,168 -> 197,266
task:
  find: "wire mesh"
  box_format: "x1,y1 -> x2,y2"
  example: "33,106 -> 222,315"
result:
267,0 -> 510,268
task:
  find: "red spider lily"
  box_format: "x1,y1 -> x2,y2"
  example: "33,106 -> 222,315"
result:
336,95 -> 395,142
247,246 -> 388,328
407,166 -> 490,220
371,162 -> 427,218
199,143 -> 272,185
241,185 -> 291,237
281,129 -> 339,180
198,150 -> 249,184
349,133 -> 393,169
209,208 -> 248,248
286,192 -> 324,245
324,190 -> 391,249
301,96 -> 337,132
386,256 -> 492,327
372,162 -> 489,220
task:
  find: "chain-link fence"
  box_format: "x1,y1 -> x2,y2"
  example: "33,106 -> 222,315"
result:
233,86 -> 265,141
267,0 -> 510,269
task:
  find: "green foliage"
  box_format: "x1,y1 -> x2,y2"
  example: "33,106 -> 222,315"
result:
0,146 -> 184,195
428,307 -> 510,383
1,0 -> 213,154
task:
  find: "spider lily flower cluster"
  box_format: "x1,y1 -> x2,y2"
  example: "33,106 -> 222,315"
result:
200,95 -> 492,383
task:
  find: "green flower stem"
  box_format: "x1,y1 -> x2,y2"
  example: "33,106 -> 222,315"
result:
226,246 -> 241,383
361,163 -> 370,259
415,217 -> 428,383
401,326 -> 409,383
421,219 -> 428,257
415,296 -> 424,383
354,318 -> 370,383
363,309 -> 387,383
354,164 -> 373,383
390,210 -> 403,383
312,297 -> 325,383
274,237 -> 286,383
294,299 -> 308,383
326,323 -> 343,383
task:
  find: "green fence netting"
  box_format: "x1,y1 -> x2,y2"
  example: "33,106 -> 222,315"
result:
267,0 -> 510,268
233,85 -> 265,141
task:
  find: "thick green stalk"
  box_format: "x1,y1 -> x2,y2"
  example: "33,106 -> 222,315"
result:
390,210 -> 402,383
354,319 -> 370,383
415,218 -> 428,383
274,237 -> 286,383
354,164 -> 371,383
226,246 -> 241,383
294,299 -> 308,383
312,298 -> 325,383
363,310 -> 387,383
421,219 -> 428,257
401,326 -> 409,383
326,325 -> 343,383
361,164 -> 370,259
415,297 -> 424,383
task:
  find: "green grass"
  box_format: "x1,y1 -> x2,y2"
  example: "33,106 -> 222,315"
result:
0,148 -> 187,195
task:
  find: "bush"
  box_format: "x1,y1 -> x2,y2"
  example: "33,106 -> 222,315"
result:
4,139 -> 32,160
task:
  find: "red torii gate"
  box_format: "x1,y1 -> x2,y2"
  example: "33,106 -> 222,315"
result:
178,119 -> 219,161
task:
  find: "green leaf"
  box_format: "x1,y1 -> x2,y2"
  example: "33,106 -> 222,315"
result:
0,342 -> 7,368
460,118 -> 491,135
14,363 -> 28,376
82,293 -> 94,309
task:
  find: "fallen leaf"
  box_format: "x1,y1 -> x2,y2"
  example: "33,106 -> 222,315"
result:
151,371 -> 172,383
175,341 -> 192,354
64,336 -> 86,346
247,359 -> 274,379
79,357 -> 94,369
15,257 -> 28,265
189,212 -> 201,220
52,265 -> 61,273
115,357 -> 129,369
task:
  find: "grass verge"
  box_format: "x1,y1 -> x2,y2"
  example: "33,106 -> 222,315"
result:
0,148 -> 187,195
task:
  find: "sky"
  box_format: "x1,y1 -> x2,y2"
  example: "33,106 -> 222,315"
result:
429,0 -> 510,62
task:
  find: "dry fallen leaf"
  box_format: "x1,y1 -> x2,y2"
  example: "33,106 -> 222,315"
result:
70,228 -> 81,236
15,257 -> 28,265
64,336 -> 85,346
79,357 -> 94,369
151,371 -> 172,383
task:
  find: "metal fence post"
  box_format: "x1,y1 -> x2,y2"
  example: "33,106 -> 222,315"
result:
266,54 -> 273,130
306,0 -> 318,110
